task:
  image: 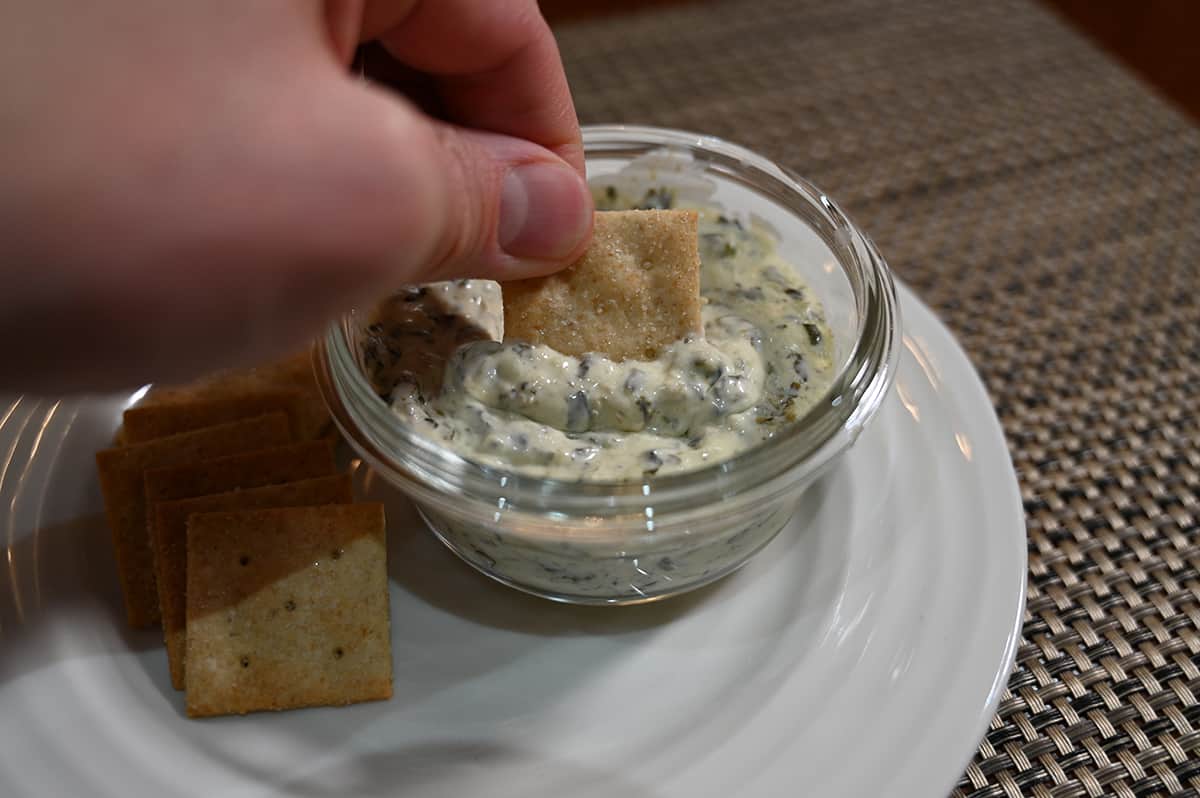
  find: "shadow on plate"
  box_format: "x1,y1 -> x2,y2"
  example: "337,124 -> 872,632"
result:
269,740 -> 663,798
0,418 -> 850,785
357,461 -> 835,639
217,461 -> 848,795
0,513 -> 163,686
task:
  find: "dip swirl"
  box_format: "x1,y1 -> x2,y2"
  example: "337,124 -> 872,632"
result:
368,190 -> 835,481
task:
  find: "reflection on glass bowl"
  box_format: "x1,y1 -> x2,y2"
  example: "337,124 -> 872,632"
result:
315,125 -> 900,605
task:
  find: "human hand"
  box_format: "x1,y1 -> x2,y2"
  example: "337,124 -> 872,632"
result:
0,0 -> 593,393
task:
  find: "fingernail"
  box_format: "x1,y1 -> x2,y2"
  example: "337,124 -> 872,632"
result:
499,162 -> 591,260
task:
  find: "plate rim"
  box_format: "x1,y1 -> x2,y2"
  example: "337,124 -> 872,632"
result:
889,278 -> 1027,797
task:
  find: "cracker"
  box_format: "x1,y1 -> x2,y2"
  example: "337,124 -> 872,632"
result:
185,504 -> 391,717
123,390 -> 308,444
139,347 -> 331,441
143,440 -> 337,506
502,210 -> 703,361
95,413 -> 292,628
152,475 -> 353,690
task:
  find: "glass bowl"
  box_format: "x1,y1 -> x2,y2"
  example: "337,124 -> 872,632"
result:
314,125 -> 900,605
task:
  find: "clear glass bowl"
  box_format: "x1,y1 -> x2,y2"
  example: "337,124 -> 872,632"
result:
314,125 -> 901,605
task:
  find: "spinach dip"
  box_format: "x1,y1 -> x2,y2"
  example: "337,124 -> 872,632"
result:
364,187 -> 835,481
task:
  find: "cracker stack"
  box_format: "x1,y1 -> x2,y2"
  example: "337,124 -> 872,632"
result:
95,347 -> 393,717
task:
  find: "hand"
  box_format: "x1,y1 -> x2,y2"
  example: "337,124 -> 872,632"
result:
0,0 -> 593,393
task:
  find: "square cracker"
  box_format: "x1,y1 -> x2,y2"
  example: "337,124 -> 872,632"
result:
135,348 -> 332,441
186,504 -> 391,718
95,413 -> 292,628
123,390 -> 309,444
152,474 -> 353,690
143,440 -> 337,506
502,210 -> 703,361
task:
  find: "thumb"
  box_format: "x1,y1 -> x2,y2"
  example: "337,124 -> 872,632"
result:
324,78 -> 594,286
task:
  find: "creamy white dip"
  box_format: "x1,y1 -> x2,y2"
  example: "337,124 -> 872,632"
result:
364,188 -> 834,482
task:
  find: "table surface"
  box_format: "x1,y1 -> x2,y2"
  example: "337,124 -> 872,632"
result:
551,1 -> 1200,795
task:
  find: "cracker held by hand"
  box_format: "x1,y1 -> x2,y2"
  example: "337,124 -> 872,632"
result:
502,210 -> 703,361
185,504 -> 391,717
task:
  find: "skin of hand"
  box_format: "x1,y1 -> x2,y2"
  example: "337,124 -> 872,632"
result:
0,0 -> 594,394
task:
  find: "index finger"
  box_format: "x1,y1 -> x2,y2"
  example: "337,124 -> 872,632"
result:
361,0 -> 584,173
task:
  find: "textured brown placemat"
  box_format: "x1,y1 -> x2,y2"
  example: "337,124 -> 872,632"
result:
553,1 -> 1200,795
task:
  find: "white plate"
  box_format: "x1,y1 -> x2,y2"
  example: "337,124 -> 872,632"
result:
0,283 -> 1024,798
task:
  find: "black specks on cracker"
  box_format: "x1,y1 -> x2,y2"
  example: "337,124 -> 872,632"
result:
184,504 -> 391,718
151,474 -> 353,690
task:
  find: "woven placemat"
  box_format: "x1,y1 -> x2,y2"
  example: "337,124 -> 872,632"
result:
553,1 -> 1200,795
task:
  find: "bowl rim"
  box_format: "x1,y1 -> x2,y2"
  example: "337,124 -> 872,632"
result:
316,124 -> 901,519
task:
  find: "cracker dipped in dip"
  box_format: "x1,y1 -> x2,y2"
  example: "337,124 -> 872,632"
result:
362,185 -> 835,482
